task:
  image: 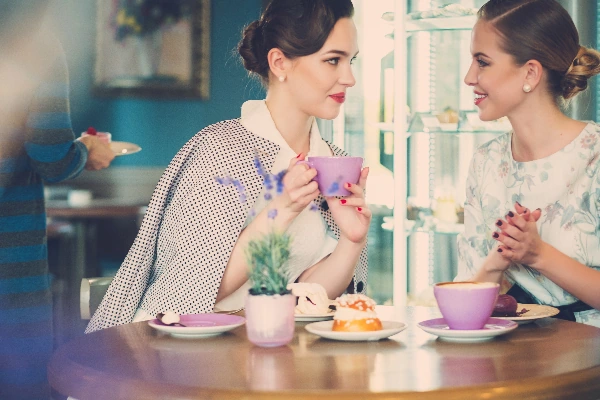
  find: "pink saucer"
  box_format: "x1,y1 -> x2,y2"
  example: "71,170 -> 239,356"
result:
148,314 -> 245,338
417,317 -> 518,343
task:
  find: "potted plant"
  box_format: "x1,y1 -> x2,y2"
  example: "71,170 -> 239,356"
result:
244,231 -> 296,347
217,155 -> 303,347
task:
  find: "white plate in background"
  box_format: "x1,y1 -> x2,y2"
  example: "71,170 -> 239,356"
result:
110,141 -> 142,156
417,317 -> 518,343
305,320 -> 406,341
295,311 -> 335,322
494,304 -> 559,325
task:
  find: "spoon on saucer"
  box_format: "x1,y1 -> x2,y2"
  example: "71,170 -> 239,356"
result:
156,311 -> 187,327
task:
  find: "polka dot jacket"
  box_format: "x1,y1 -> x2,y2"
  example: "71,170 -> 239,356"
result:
86,119 -> 368,333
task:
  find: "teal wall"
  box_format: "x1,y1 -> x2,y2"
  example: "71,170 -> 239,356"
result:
53,0 -> 264,167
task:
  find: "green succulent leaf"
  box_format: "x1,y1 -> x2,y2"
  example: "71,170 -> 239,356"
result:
246,231 -> 292,296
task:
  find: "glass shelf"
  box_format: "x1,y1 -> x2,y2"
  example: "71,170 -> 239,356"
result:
373,122 -> 413,139
405,15 -> 477,32
407,111 -> 511,134
382,217 -> 464,236
382,11 -> 476,31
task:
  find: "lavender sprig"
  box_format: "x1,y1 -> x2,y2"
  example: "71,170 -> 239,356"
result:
214,152 -> 320,296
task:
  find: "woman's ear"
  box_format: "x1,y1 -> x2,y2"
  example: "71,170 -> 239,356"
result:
524,59 -> 543,90
267,48 -> 289,82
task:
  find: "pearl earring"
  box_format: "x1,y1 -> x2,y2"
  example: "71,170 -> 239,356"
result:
278,75 -> 285,83
523,83 -> 532,93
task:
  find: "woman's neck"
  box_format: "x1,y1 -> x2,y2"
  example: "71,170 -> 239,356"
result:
508,100 -> 585,162
265,93 -> 313,155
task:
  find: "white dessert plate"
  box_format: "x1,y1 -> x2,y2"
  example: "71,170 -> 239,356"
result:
417,317 -> 518,343
148,314 -> 245,338
494,303 -> 559,325
295,310 -> 335,322
305,320 -> 407,341
110,141 -> 142,156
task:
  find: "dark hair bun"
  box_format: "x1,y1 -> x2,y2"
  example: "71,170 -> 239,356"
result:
562,46 -> 600,100
238,20 -> 269,78
237,0 -> 354,83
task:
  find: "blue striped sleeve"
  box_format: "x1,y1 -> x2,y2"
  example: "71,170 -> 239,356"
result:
0,186 -> 44,202
0,245 -> 46,263
0,275 -> 50,295
24,40 -> 87,182
0,215 -> 46,233
26,112 -> 72,130
0,157 -> 29,174
36,82 -> 68,99
0,305 -> 52,324
25,140 -> 73,163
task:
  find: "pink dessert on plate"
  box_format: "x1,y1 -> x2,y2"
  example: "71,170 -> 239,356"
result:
81,126 -> 111,143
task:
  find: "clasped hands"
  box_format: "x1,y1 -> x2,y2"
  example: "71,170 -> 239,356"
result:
492,202 -> 546,269
273,154 -> 371,245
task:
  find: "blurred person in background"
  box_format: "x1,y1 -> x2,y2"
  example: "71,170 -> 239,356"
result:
0,1 -> 115,398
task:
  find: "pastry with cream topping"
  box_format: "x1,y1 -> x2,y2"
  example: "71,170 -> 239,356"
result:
287,282 -> 335,315
332,294 -> 382,332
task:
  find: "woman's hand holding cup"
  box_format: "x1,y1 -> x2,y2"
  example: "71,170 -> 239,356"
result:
326,166 -> 371,245
273,154 -> 320,217
282,154 -> 371,244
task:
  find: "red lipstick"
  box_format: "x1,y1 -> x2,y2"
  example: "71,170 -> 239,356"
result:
474,91 -> 487,106
329,93 -> 345,103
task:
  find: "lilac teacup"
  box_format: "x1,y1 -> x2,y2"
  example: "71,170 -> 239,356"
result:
303,156 -> 363,196
433,281 -> 500,330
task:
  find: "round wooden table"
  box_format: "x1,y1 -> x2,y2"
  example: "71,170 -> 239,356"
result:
48,306 -> 600,399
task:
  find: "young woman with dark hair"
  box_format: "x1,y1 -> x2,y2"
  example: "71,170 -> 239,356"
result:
87,0 -> 370,332
457,0 -> 600,326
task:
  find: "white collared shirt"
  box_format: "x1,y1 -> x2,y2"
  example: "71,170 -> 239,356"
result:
213,100 -> 338,311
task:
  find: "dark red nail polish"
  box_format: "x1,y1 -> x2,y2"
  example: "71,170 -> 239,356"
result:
346,183 -> 352,188
497,248 -> 503,253
493,232 -> 499,238
496,220 -> 502,226
507,211 -> 514,217
524,209 -> 529,213
296,153 -> 302,158
516,201 -> 522,207
340,199 -> 347,205
357,207 -> 362,212
536,208 -> 541,211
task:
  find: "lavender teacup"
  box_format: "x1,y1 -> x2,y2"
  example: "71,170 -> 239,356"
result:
433,281 -> 500,330
303,156 -> 363,196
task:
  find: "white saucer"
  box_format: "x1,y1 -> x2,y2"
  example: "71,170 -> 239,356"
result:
494,304 -> 559,325
417,318 -> 518,343
295,311 -> 335,322
148,314 -> 245,339
110,141 -> 142,156
305,320 -> 407,341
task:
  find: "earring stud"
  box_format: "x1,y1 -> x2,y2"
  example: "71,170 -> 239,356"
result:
523,83 -> 532,93
278,75 -> 285,83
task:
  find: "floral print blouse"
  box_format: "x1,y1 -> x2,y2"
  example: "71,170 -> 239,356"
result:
456,122 -> 600,327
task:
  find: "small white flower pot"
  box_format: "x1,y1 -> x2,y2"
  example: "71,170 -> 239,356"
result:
244,293 -> 296,347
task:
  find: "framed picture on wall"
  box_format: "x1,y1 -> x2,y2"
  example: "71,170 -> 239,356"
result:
94,0 -> 210,99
